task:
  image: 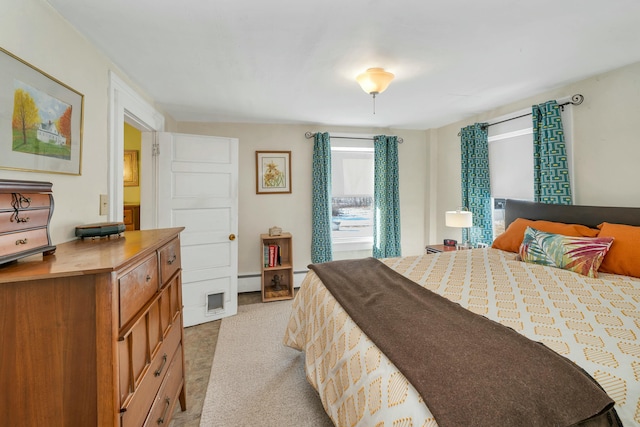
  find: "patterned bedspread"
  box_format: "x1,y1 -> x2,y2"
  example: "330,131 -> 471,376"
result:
283,248 -> 640,427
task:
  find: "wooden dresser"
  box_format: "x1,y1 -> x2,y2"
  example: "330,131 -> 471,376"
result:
123,204 -> 140,231
0,227 -> 186,427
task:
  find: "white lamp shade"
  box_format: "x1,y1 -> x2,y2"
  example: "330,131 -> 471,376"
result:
356,68 -> 394,95
445,210 -> 473,228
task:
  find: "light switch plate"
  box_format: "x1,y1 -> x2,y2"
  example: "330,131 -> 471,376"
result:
99,194 -> 108,215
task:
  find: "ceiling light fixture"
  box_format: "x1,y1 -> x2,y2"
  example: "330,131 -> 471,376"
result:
356,67 -> 394,114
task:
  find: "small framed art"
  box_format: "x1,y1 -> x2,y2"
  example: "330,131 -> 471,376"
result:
256,151 -> 291,194
123,150 -> 139,186
0,47 -> 84,175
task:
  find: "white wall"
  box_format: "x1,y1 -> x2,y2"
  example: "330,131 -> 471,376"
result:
2,0 -> 429,280
8,0 -> 636,275
176,122 -> 428,277
0,0 -> 162,244
431,61 -> 640,244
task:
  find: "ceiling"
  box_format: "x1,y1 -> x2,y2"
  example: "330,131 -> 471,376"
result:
47,0 -> 640,130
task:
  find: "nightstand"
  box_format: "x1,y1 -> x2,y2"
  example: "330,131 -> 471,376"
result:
425,244 -> 457,254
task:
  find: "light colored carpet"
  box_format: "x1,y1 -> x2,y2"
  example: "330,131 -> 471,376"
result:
199,300 -> 334,427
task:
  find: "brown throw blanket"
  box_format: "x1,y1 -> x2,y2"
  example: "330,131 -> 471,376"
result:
309,257 -> 620,427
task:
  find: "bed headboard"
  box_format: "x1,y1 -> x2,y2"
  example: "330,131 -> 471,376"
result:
504,199 -> 640,229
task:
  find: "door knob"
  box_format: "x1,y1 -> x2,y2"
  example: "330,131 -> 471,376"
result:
229,234 -> 236,241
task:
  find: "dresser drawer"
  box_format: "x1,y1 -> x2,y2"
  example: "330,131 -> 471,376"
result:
0,228 -> 49,257
119,254 -> 159,327
158,237 -> 181,285
119,285 -> 178,407
0,193 -> 51,210
144,344 -> 184,427
160,276 -> 182,337
120,315 -> 182,427
0,208 -> 51,233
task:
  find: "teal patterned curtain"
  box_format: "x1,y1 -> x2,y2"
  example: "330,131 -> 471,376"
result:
311,132 -> 333,263
372,135 -> 401,258
532,100 -> 572,204
460,123 -> 493,245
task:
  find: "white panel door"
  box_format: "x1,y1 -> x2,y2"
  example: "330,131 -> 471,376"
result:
156,132 -> 238,326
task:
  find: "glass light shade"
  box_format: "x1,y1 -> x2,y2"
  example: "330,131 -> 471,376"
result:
445,210 -> 473,228
356,68 -> 394,95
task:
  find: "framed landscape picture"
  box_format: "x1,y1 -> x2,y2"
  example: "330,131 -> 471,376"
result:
0,47 -> 84,175
256,150 -> 291,194
123,150 -> 139,186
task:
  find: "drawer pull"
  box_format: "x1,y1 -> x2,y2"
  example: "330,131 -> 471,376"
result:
15,238 -> 28,245
146,275 -> 152,282
167,254 -> 177,265
157,397 -> 171,425
154,353 -> 168,377
10,212 -> 30,223
12,193 -> 32,209
10,193 -> 34,225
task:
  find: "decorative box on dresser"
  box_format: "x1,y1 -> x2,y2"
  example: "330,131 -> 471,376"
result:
0,179 -> 56,265
0,227 -> 186,427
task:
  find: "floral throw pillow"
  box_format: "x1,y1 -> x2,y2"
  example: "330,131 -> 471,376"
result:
518,227 -> 614,278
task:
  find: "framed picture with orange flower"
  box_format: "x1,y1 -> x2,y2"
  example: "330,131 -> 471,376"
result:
256,150 -> 291,194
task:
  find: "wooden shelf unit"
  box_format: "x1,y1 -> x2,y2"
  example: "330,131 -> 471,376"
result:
260,232 -> 294,302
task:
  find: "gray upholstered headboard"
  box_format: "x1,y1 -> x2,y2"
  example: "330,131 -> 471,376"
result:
504,199 -> 640,229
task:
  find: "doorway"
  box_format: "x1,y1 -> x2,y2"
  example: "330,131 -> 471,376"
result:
122,123 -> 141,231
108,73 -> 239,326
107,71 -> 164,226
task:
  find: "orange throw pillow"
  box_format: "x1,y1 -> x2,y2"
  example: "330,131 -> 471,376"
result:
597,222 -> 640,278
492,218 -> 599,253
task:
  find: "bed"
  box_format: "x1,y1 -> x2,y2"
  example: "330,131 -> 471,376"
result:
283,199 -> 640,427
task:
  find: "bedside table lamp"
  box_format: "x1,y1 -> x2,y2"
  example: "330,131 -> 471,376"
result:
445,208 -> 473,249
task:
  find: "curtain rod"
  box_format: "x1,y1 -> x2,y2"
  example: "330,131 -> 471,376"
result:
457,94 -> 584,136
304,132 -> 403,144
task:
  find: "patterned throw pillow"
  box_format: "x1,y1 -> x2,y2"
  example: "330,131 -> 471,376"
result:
518,227 -> 614,278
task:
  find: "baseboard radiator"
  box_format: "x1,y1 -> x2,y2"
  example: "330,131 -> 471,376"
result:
238,270 -> 308,293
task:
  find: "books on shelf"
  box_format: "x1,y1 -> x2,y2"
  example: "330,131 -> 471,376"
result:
269,245 -> 277,267
263,245 -> 269,267
263,244 -> 281,268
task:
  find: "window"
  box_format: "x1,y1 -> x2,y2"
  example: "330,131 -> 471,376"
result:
488,114 -> 534,237
488,105 -> 574,238
331,139 -> 374,252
